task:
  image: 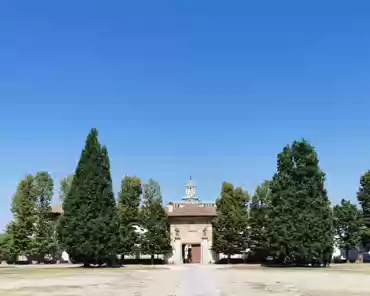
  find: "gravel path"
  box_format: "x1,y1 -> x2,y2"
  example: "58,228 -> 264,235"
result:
180,265 -> 221,296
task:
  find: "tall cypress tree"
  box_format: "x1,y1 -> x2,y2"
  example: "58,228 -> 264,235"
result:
267,146 -> 296,263
294,140 -> 333,265
357,171 -> 370,249
212,182 -> 249,263
117,176 -> 142,261
99,146 -> 119,264
267,140 -> 333,265
57,128 -> 118,266
32,171 -> 57,261
140,179 -> 171,264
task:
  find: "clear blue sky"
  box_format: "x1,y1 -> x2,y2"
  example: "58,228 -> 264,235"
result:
1,0 -> 370,230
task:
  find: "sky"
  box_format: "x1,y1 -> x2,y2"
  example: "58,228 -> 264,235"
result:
1,0 -> 370,229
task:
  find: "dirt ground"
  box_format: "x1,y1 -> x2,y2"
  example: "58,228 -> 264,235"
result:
0,264 -> 370,296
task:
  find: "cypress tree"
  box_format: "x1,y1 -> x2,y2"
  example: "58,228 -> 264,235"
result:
212,182 -> 249,263
99,146 -> 120,264
267,140 -> 333,265
293,140 -> 333,265
267,146 -> 296,263
117,176 -> 142,262
32,171 -> 57,261
57,128 -> 118,266
140,179 -> 171,265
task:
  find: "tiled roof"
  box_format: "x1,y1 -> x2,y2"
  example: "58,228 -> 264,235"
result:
51,202 -> 217,217
167,203 -> 217,217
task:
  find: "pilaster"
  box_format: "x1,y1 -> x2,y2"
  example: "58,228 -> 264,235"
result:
174,236 -> 182,264
201,227 -> 211,264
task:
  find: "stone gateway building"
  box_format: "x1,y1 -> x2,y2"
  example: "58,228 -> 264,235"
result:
51,177 -> 217,264
167,178 -> 217,264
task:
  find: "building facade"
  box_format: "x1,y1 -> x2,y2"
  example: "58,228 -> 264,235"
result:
167,178 -> 217,264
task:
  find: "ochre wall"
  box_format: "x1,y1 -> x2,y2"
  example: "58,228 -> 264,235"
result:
169,217 -> 213,244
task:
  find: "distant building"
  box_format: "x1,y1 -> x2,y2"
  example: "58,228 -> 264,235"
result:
167,177 -> 217,264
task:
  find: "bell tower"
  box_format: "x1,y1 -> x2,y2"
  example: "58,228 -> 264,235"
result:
183,176 -> 199,203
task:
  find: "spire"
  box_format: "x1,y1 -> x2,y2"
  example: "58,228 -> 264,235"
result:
183,176 -> 198,203
187,176 -> 195,188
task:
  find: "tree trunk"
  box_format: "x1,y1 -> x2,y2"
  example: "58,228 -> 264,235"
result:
83,263 -> 90,268
227,254 -> 231,264
346,248 -> 349,263
151,254 -> 154,265
121,254 -> 125,265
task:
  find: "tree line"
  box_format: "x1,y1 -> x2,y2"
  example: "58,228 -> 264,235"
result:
0,128 -> 171,266
1,129 -> 370,266
212,140 -> 370,266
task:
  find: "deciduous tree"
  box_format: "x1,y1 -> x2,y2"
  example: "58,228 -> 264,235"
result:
59,175 -> 73,202
357,171 -> 370,249
117,176 -> 142,262
10,175 -> 37,260
32,171 -> 57,261
267,140 -> 333,265
0,233 -> 12,261
212,182 -> 249,263
333,199 -> 363,261
249,180 -> 271,261
140,179 -> 171,264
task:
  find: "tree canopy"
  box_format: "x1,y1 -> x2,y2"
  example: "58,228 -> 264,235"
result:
357,171 -> 370,248
267,140 -> 333,265
57,128 -> 119,266
212,182 -> 249,260
10,175 -> 37,258
0,233 -> 13,261
140,179 -> 172,264
333,199 -> 363,260
32,172 -> 57,260
117,176 -> 142,258
249,180 -> 271,260
59,175 -> 73,202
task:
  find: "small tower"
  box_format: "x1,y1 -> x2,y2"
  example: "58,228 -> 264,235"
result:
183,176 -> 199,203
